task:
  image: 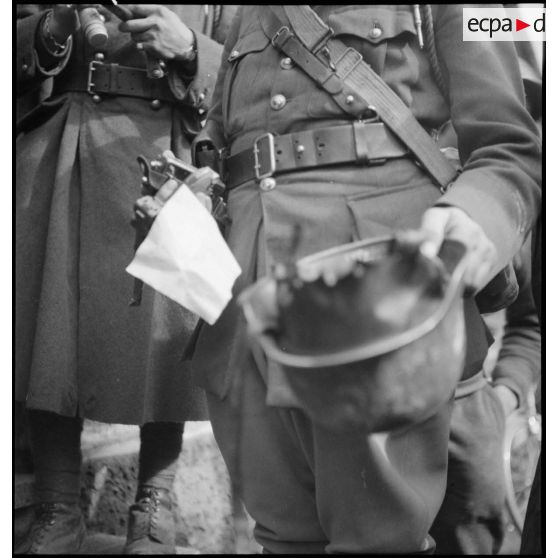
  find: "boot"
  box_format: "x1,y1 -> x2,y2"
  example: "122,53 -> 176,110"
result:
15,502 -> 86,555
124,487 -> 177,554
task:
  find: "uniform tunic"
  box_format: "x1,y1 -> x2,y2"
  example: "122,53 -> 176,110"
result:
15,5 -> 237,424
190,5 -> 541,553
192,4 -> 541,400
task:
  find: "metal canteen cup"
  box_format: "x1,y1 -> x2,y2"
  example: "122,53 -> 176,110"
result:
239,235 -> 468,434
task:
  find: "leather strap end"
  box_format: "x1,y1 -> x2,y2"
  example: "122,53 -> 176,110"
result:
320,72 -> 344,95
352,121 -> 370,164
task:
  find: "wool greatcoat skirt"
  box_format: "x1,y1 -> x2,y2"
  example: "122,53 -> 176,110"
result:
15,5 -> 235,424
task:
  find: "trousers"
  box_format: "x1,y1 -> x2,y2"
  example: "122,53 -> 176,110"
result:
207,353 -> 452,554
430,377 -> 507,554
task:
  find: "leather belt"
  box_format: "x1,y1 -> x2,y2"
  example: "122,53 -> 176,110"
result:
224,121 -> 409,189
52,61 -> 176,103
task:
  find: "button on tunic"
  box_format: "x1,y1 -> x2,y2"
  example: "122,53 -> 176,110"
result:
270,94 -> 287,110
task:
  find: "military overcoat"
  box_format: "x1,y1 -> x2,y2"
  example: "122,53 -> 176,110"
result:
15,5 -> 237,424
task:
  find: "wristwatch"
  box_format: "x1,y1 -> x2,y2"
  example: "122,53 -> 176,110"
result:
183,33 -> 197,62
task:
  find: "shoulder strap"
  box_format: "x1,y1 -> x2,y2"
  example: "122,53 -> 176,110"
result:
261,5 -> 456,191
420,5 -> 449,101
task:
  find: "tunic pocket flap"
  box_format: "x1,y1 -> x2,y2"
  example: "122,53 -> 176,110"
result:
346,180 -> 441,240
228,30 -> 270,62
328,6 -> 417,44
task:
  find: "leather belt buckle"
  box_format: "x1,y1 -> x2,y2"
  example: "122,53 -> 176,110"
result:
253,133 -> 276,180
87,60 -> 104,95
271,26 -> 293,49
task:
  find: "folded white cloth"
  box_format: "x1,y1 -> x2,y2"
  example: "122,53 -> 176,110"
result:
127,184 -> 241,324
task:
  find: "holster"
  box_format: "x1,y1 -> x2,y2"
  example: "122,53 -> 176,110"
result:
192,119 -> 226,172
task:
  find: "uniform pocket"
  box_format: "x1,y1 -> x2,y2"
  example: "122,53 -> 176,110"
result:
346,180 -> 441,241
328,5 -> 417,46
307,6 -> 418,119
226,28 -> 270,62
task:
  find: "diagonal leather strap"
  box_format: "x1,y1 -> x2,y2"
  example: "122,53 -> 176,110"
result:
261,6 -> 457,191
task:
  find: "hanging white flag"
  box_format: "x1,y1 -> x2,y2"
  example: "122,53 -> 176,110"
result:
126,184 -> 241,325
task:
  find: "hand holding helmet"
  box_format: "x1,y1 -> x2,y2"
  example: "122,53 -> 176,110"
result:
420,206 -> 497,294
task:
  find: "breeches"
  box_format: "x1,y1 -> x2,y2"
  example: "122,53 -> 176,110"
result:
207,354 -> 453,554
430,376 -> 507,554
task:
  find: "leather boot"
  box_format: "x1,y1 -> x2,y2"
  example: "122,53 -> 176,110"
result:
15,502 -> 86,554
124,487 -> 177,554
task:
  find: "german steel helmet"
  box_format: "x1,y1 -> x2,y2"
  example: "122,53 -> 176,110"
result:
238,234 -> 468,434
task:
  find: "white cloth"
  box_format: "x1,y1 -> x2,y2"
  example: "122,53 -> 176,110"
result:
127,185 -> 241,324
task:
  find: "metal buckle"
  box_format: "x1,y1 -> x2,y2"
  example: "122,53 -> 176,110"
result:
253,133 -> 276,180
271,26 -> 292,48
310,26 -> 334,54
87,60 -> 103,95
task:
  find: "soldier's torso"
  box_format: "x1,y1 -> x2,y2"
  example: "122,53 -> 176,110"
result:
221,5 -> 448,155
63,5 -> 219,69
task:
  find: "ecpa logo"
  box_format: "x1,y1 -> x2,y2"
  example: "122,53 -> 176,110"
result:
463,7 -> 545,42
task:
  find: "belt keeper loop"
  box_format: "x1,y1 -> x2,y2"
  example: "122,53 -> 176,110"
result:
149,75 -> 158,101
352,120 -> 369,164
320,73 -> 344,95
335,47 -> 364,79
109,62 -> 119,92
271,26 -> 292,49
217,148 -> 228,182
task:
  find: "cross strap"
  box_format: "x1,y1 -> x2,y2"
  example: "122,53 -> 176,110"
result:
260,5 -> 457,191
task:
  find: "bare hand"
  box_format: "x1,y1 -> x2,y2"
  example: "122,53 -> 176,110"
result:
419,206 -> 497,293
118,5 -> 194,61
493,384 -> 519,417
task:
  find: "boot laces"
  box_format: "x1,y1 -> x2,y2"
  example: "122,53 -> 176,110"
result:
136,487 -> 163,514
127,487 -> 176,550
29,503 -> 59,552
